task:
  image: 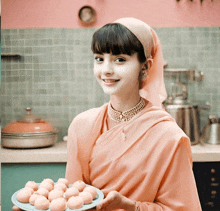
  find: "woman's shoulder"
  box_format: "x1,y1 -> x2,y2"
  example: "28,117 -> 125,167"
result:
68,104 -> 108,135
144,103 -> 186,137
75,105 -> 106,122
156,117 -> 187,137
151,119 -> 191,151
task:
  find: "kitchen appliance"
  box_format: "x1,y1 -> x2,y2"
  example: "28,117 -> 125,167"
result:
163,69 -> 209,145
1,108 -> 59,149
200,116 -> 220,145
193,162 -> 220,211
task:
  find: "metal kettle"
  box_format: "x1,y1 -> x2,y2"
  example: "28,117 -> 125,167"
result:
163,81 -> 209,145
200,116 -> 220,145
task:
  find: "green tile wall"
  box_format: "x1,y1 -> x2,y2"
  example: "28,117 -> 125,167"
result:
1,27 -> 220,139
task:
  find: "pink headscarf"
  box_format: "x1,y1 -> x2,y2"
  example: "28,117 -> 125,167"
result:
114,17 -> 167,108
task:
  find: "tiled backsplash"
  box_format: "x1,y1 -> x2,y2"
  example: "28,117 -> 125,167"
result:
1,27 -> 220,139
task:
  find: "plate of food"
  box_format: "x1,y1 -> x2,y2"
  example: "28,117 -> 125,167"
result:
11,178 -> 104,211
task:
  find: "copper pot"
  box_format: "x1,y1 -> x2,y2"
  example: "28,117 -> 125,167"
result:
1,108 -> 59,149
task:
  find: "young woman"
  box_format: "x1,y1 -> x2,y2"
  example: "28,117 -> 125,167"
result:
66,17 -> 202,211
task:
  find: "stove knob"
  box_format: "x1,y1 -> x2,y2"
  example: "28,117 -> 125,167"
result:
211,177 -> 215,182
211,190 -> 216,195
211,168 -> 215,173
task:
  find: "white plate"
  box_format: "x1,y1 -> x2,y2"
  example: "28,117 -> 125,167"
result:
12,184 -> 104,211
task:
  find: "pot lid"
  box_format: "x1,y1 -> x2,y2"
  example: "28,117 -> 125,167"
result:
2,108 -> 54,134
164,97 -> 190,106
163,98 -> 201,109
17,107 -> 42,123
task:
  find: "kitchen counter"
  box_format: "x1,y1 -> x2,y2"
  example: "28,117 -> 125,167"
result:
1,141 -> 220,163
1,141 -> 67,163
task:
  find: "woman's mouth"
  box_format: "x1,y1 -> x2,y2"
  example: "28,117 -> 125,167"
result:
102,79 -> 120,86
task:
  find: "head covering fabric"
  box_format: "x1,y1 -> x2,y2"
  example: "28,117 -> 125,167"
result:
114,17 -> 167,108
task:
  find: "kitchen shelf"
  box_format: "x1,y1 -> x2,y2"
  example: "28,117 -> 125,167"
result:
1,54 -> 21,61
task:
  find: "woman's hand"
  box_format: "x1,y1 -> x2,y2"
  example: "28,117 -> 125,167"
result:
96,191 -> 136,211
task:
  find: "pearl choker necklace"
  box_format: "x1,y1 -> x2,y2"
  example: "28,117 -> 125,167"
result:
108,98 -> 146,123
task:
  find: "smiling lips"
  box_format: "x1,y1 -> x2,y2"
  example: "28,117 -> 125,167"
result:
103,79 -> 120,82
102,79 -> 120,86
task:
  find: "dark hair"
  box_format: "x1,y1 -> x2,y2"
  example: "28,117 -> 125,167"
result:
91,23 -> 146,63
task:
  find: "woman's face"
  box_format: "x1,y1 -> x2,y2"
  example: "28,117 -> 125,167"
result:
93,53 -> 144,97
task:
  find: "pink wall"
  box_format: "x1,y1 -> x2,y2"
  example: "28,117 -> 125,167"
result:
2,0 -> 220,29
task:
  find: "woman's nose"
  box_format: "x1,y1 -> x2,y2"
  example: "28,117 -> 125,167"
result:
102,61 -> 113,75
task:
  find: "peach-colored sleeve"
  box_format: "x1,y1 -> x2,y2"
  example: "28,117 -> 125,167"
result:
137,137 -> 202,211
65,105 -> 107,184
65,118 -> 83,184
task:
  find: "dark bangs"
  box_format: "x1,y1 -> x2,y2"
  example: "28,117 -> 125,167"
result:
91,23 -> 146,63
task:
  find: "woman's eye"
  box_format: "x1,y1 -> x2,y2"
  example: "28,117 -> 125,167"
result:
115,58 -> 126,63
95,57 -> 103,62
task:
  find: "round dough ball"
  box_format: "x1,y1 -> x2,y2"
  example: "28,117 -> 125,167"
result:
67,196 -> 84,209
39,181 -> 53,192
79,191 -> 93,204
48,189 -> 64,202
73,180 -> 86,192
29,193 -> 41,205
54,182 -> 67,192
42,178 -> 54,187
23,187 -> 34,194
25,181 -> 38,191
37,187 -> 49,198
83,186 -> 97,199
50,197 -> 67,211
64,187 -> 79,200
17,188 -> 32,203
34,196 -> 50,210
57,178 -> 69,187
